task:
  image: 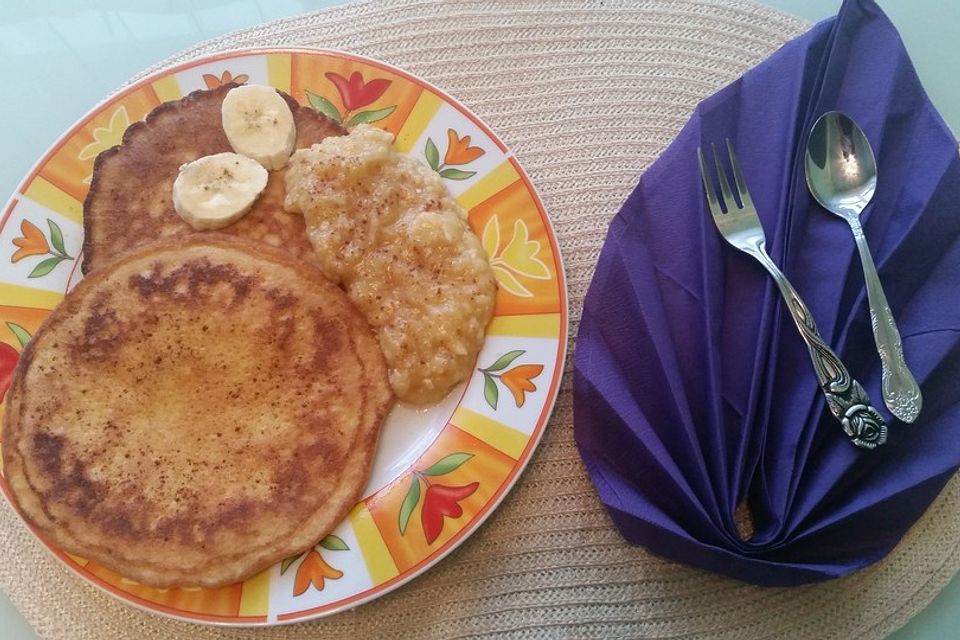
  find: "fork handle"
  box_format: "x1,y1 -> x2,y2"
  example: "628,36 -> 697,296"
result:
753,249 -> 887,450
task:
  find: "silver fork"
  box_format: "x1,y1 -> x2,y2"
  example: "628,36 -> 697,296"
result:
698,140 -> 887,450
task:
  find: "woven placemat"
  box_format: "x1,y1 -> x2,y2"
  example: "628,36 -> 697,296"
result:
2,1 -> 958,638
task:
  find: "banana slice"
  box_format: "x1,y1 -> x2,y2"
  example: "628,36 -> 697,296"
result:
221,84 -> 297,170
172,152 -> 268,230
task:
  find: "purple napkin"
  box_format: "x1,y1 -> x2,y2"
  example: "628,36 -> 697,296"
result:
573,0 -> 960,586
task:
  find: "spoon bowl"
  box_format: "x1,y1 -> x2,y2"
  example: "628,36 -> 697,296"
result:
805,111 -> 921,423
805,111 -> 877,218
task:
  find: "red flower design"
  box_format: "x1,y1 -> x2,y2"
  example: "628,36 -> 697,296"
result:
325,71 -> 390,111
0,342 -> 18,400
421,482 -> 479,545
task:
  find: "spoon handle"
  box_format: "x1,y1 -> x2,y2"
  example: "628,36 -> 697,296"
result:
849,219 -> 922,422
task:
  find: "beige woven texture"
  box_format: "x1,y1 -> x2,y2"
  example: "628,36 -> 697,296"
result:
2,0 -> 959,638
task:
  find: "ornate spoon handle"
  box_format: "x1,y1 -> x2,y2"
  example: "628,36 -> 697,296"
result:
849,218 -> 922,423
753,248 -> 887,449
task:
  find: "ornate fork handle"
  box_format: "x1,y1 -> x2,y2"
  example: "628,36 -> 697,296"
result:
752,247 -> 888,449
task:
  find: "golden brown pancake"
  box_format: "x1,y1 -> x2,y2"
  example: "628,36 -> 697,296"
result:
3,235 -> 393,588
81,83 -> 345,274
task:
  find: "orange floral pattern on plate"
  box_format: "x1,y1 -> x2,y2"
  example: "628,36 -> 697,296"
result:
203,70 -> 249,89
423,129 -> 486,181
280,534 -> 350,597
11,219 -> 74,279
293,550 -> 342,595
477,349 -> 545,410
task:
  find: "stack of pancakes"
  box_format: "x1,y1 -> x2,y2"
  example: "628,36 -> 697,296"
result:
2,86 -> 393,588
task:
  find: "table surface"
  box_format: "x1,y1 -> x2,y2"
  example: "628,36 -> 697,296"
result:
0,1 -> 957,637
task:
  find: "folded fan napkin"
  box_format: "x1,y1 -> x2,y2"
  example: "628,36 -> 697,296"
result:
573,0 -> 960,587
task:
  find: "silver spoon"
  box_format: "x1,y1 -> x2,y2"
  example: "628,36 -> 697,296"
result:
805,110 -> 921,423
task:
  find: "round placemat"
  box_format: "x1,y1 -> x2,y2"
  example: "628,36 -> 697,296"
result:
1,0 -> 958,638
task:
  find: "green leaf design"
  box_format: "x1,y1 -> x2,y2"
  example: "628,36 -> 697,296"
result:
280,552 -> 304,575
425,138 -> 440,170
306,91 -> 342,123
47,219 -> 69,257
6,322 -> 31,348
484,349 -> 526,373
28,256 -> 63,279
347,105 -> 396,127
398,476 -> 421,535
422,452 -> 474,477
439,168 -> 476,181
483,373 -> 499,410
319,534 -> 349,551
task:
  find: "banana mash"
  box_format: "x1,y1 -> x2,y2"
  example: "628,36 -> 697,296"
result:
284,125 -> 496,404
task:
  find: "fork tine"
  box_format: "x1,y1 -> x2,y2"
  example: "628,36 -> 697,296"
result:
725,139 -> 753,208
697,147 -> 722,218
711,143 -> 735,212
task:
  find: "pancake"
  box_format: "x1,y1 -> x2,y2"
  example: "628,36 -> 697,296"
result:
2,235 -> 393,588
81,83 -> 345,274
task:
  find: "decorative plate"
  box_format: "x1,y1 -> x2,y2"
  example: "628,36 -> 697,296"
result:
0,48 -> 567,625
